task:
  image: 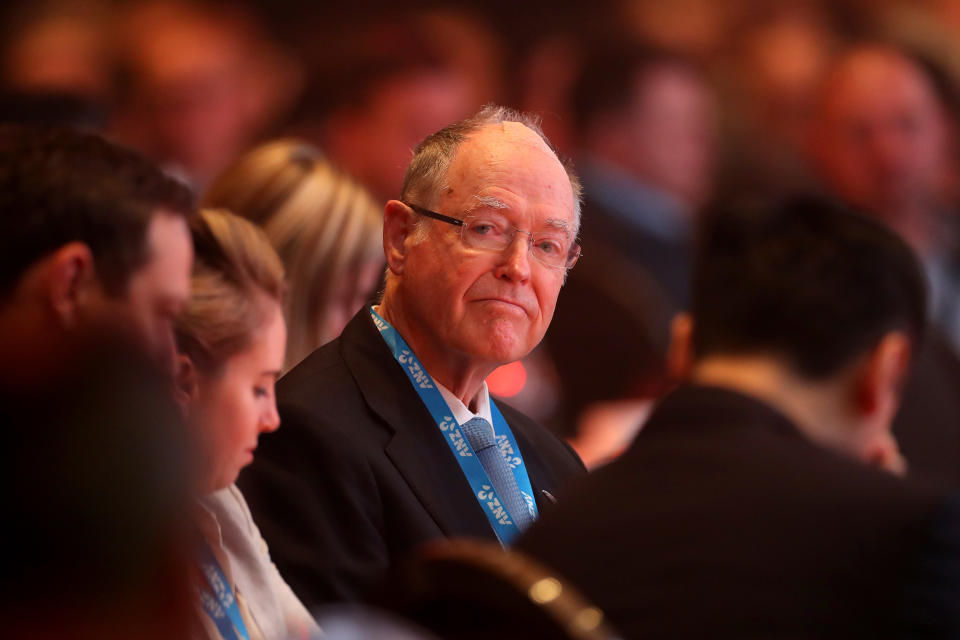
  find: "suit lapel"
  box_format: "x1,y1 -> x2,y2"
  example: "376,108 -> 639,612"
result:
500,408 -> 565,514
339,311 -> 494,539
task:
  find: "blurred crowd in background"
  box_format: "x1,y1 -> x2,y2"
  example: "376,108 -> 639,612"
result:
7,1 -> 960,637
5,0 -> 960,470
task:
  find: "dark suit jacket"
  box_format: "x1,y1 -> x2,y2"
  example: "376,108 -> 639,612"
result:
518,385 -> 960,639
893,328 -> 960,489
238,310 -> 585,608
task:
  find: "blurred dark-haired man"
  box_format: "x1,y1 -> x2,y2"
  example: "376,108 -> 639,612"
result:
0,125 -> 195,381
519,195 -> 960,639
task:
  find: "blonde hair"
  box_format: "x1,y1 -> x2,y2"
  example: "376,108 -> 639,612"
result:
203,139 -> 383,369
175,208 -> 285,373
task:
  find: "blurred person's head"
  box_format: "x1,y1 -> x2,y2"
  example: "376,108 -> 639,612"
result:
174,208 -> 286,493
113,0 -> 302,187
574,44 -> 716,209
0,125 -> 194,377
616,0 -> 734,60
312,23 -> 474,201
2,332 -> 194,639
670,194 -> 927,472
380,105 -> 581,400
414,7 -> 504,110
725,5 -> 837,150
0,0 -> 113,101
204,139 -> 383,368
811,44 -> 956,253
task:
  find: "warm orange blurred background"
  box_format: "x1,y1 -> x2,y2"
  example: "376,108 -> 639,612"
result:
5,0 -> 960,470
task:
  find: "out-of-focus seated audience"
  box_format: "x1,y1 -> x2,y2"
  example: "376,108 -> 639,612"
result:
173,208 -> 318,639
2,332 -> 196,640
811,41 -> 960,488
10,4 -> 960,639
203,139 -> 383,371
111,0 -> 302,188
0,125 -> 194,380
519,195 -> 960,638
543,42 -> 716,464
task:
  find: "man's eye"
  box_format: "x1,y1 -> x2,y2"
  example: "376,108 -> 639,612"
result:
254,387 -> 268,398
534,238 -> 565,255
467,221 -> 498,236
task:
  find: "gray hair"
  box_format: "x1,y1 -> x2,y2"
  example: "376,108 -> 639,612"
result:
400,104 -> 582,234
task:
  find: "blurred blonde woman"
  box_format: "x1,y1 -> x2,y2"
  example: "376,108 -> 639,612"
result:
174,209 -> 317,639
204,139 -> 383,371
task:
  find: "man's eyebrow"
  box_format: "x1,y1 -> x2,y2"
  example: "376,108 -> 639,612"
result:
466,195 -> 509,214
544,218 -> 572,234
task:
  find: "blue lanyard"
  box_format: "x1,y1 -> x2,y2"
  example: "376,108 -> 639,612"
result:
370,307 -> 537,545
197,541 -> 250,640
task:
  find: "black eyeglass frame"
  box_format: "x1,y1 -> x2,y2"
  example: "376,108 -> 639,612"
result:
403,201 -> 582,270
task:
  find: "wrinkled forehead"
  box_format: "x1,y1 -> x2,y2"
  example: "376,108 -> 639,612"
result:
439,123 -> 576,225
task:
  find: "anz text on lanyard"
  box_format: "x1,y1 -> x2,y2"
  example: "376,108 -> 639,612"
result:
370,307 -> 537,545
197,541 -> 250,640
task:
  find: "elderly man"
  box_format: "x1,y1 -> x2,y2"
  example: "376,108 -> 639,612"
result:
240,106 -> 586,606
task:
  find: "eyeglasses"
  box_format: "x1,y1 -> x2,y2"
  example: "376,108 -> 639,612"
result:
404,202 -> 581,271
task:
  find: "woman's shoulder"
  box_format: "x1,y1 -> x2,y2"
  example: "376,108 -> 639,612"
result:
200,484 -> 258,537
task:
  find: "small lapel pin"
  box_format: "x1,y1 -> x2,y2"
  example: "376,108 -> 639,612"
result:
540,489 -> 557,505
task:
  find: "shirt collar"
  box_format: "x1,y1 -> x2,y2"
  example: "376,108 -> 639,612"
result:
435,380 -> 494,431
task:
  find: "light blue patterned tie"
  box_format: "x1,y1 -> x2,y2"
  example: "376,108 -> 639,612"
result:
460,416 -> 534,532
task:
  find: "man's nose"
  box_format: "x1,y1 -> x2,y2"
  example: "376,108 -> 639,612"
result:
494,232 -> 532,283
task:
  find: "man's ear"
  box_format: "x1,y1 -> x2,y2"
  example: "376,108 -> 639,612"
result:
172,353 -> 199,412
383,200 -> 417,276
863,430 -> 908,477
45,242 -> 98,328
855,331 -> 912,417
667,312 -> 694,382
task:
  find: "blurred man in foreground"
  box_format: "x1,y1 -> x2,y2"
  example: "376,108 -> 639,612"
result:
519,195 -> 960,639
0,125 -> 195,381
241,106 -> 586,607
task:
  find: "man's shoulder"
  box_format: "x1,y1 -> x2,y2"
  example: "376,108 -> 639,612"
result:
277,312 -> 386,411
565,387 -> 948,535
278,337 -> 351,400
